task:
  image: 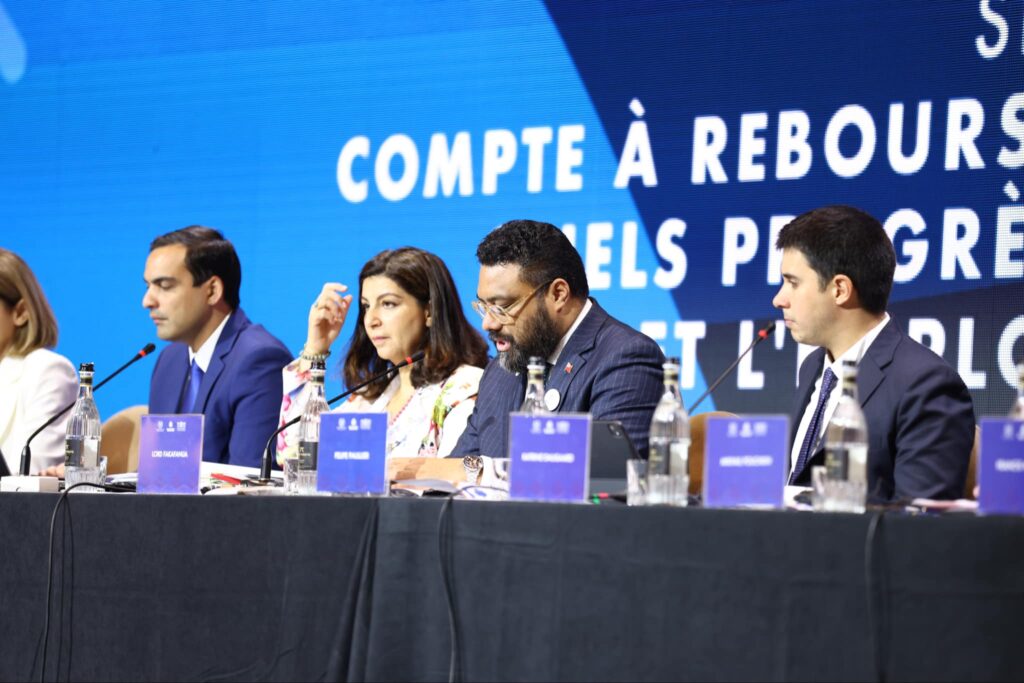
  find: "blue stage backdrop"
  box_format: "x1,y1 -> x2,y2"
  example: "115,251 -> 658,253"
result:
0,0 -> 1021,425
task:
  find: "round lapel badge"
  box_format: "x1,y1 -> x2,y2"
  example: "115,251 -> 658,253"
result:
544,388 -> 560,411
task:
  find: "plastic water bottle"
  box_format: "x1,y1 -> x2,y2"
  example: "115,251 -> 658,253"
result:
823,359 -> 868,512
65,362 -> 102,490
647,357 -> 690,506
296,359 -> 328,494
519,356 -> 549,414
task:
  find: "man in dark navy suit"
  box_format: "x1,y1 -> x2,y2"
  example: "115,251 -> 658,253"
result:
774,205 -> 975,502
451,219 -> 665,459
143,226 -> 292,467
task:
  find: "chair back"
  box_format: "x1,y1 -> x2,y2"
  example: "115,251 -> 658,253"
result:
688,411 -> 738,495
101,405 -> 148,474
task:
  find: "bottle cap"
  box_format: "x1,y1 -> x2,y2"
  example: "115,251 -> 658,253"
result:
841,359 -> 858,382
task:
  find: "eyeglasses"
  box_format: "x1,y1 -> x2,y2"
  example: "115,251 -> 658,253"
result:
471,280 -> 553,325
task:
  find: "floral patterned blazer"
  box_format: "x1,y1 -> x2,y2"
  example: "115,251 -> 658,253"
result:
277,361 -> 482,464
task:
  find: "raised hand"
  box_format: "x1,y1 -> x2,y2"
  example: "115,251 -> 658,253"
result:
305,282 -> 353,355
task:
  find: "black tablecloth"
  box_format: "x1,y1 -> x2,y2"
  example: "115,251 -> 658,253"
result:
0,494 -> 375,681
1,493 -> 1022,682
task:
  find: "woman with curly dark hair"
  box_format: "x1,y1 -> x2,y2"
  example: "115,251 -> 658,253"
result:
278,247 -> 488,459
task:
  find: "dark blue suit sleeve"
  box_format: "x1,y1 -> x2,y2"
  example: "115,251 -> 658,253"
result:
449,362 -> 498,457
588,335 -> 664,457
449,409 -> 479,457
226,344 -> 293,467
892,363 -> 975,500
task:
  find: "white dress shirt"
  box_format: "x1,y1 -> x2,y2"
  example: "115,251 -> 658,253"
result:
188,313 -> 231,372
547,298 -> 593,367
789,314 -> 891,475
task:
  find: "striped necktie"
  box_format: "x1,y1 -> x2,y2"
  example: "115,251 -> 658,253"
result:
789,367 -> 837,484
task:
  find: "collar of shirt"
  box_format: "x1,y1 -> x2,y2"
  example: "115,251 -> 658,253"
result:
789,313 -> 890,474
547,298 -> 593,366
188,313 -> 232,373
824,312 -> 891,376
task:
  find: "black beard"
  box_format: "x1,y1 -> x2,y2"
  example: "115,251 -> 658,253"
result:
496,305 -> 562,375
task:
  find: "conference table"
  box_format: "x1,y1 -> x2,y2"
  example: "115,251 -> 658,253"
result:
0,492 -> 1021,682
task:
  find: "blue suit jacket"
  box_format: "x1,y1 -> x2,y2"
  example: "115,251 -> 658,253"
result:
148,309 -> 293,467
789,318 -> 975,502
451,300 -> 665,459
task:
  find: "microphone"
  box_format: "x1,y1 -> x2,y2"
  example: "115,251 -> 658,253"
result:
686,322 -> 775,415
94,343 -> 157,391
17,343 -> 156,476
257,350 -> 425,483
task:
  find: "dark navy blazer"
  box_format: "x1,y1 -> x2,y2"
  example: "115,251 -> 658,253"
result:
148,308 -> 293,467
451,300 -> 665,459
789,318 -> 975,501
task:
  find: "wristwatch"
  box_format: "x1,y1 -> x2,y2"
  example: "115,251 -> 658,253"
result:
462,455 -> 482,484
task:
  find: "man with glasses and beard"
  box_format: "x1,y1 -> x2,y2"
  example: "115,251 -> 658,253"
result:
451,219 -> 665,459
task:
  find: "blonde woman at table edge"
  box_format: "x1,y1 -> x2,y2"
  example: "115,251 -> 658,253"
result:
0,249 -> 78,475
277,247 -> 489,462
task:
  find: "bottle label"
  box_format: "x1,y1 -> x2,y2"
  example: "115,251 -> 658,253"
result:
298,440 -> 319,470
648,438 -> 677,475
65,437 -> 99,468
825,444 -> 867,483
65,439 -> 80,467
825,446 -> 848,480
669,441 -> 689,475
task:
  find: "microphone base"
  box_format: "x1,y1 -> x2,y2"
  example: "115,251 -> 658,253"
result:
1,475 -> 60,493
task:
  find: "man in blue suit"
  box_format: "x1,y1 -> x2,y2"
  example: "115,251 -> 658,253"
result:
774,206 -> 975,502
451,220 -> 665,459
143,226 -> 292,467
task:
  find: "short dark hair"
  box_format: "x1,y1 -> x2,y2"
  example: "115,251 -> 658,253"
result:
344,247 -> 489,400
776,205 -> 895,315
476,219 -> 589,299
150,226 -> 241,310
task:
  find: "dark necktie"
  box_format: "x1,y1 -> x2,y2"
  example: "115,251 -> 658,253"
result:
789,367 -> 837,483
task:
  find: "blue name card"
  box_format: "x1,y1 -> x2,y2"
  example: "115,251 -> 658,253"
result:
508,413 -> 591,502
316,412 -> 388,495
138,414 -> 204,494
979,418 -> 1024,515
703,415 -> 788,509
